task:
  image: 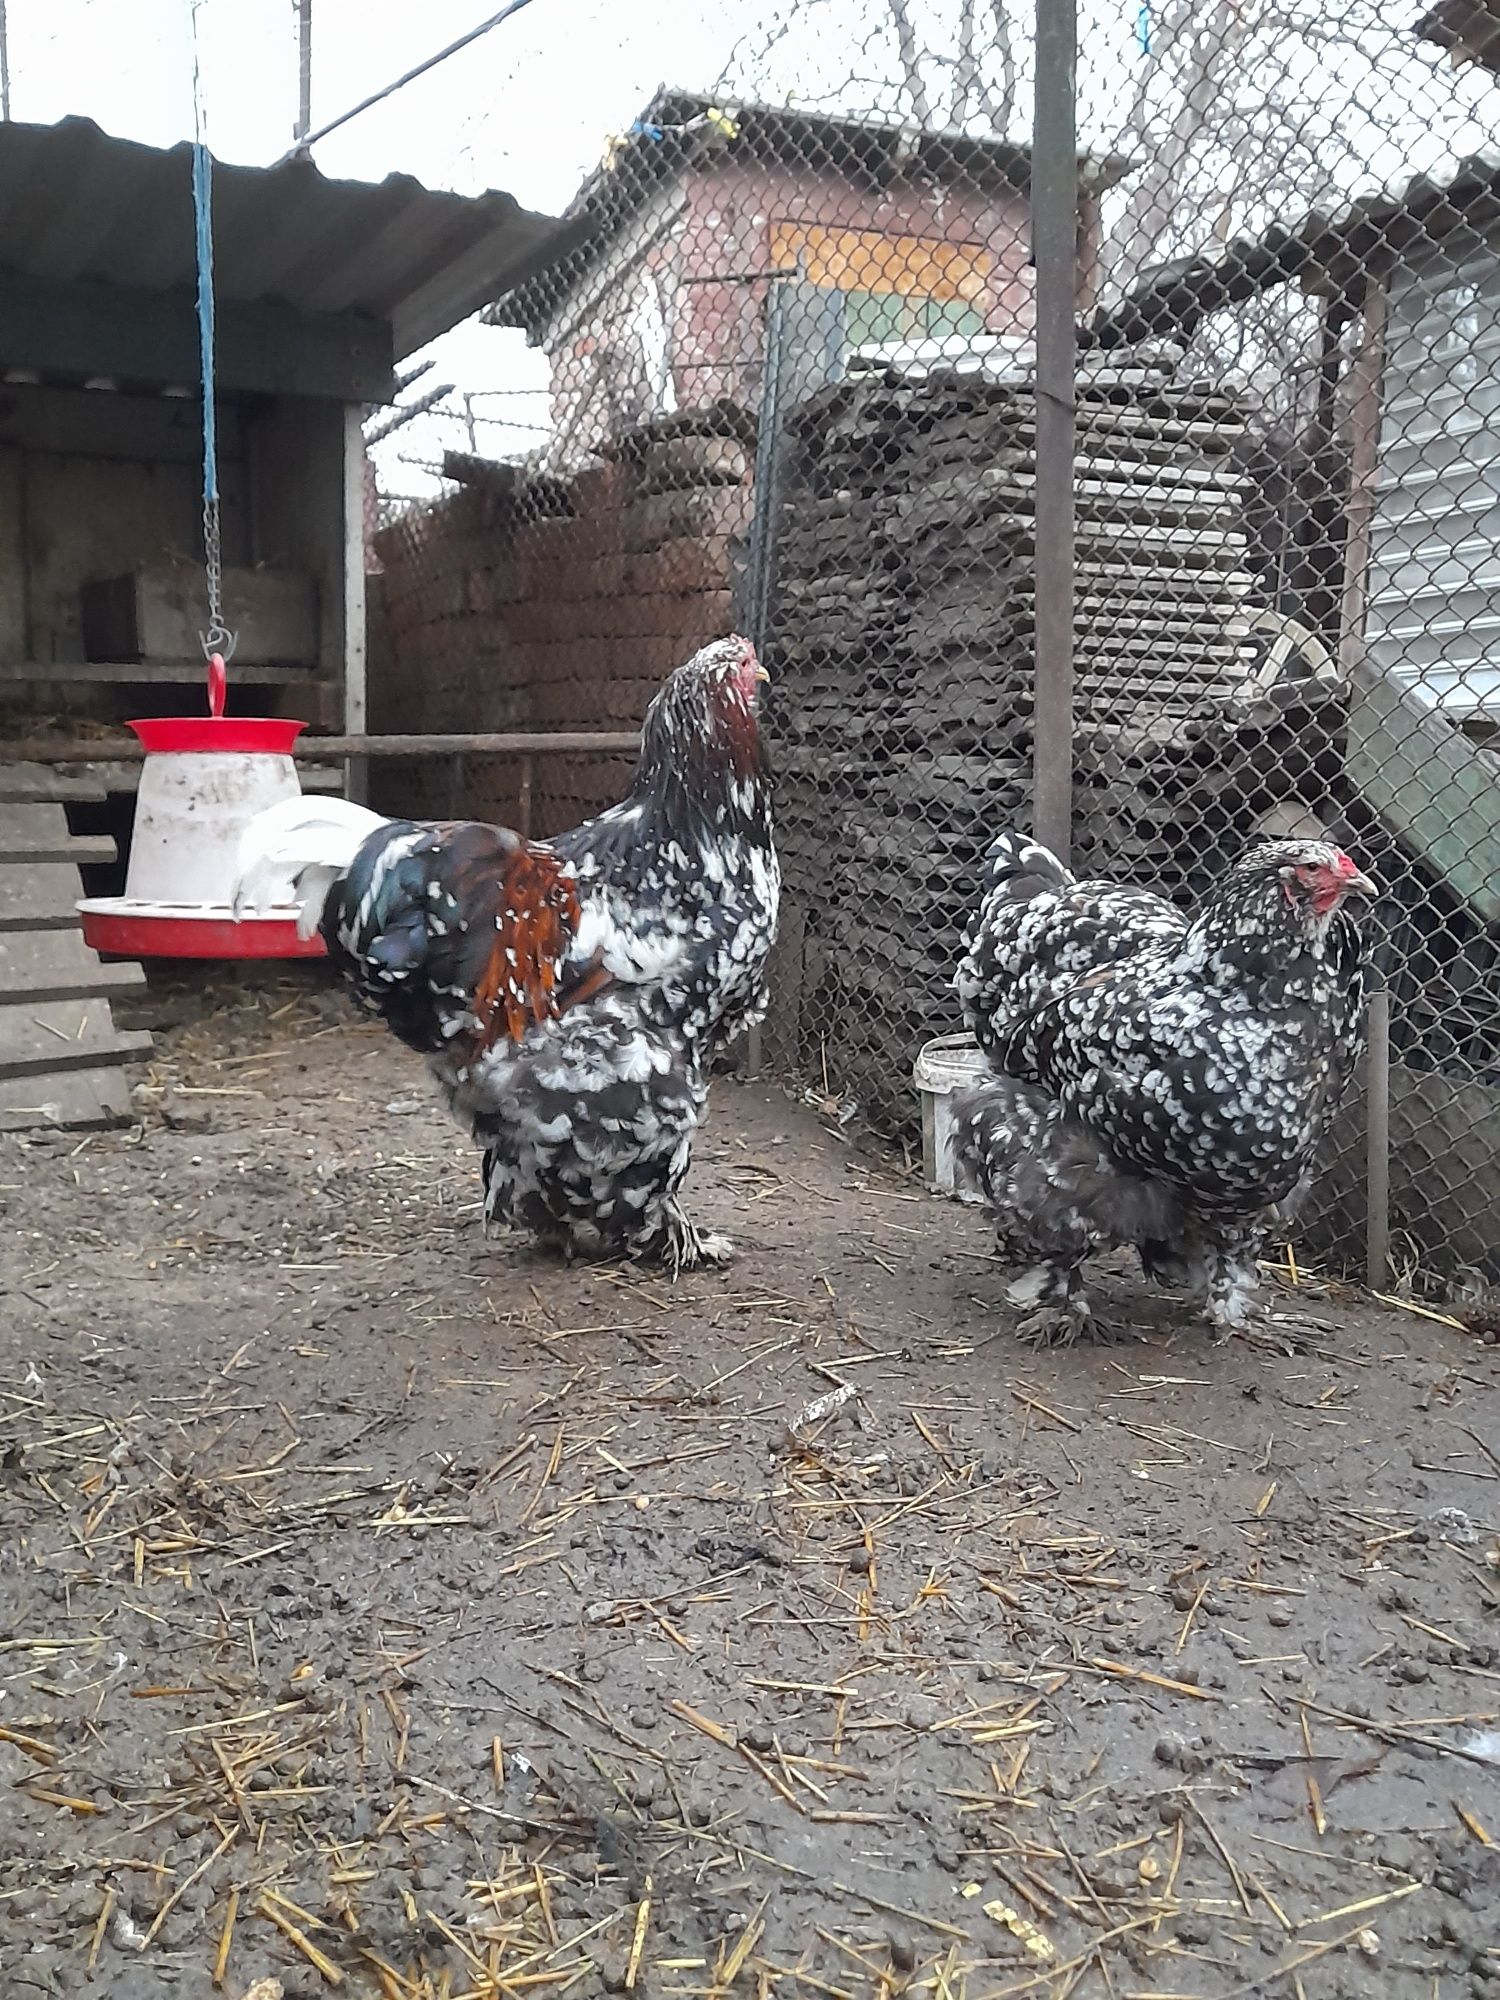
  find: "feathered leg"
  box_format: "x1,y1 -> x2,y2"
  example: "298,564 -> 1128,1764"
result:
1201,1234 -> 1262,1341
1138,1237 -> 1198,1289
1004,1260 -> 1095,1348
955,1075 -> 1186,1345
480,1146 -> 577,1259
626,1197 -> 735,1274
461,1011 -> 731,1275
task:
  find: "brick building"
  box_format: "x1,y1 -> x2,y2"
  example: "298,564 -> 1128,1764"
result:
488,90 -> 1129,466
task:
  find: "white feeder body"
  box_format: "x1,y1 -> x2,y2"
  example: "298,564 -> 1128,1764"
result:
126,748 -> 301,905
78,711 -> 326,960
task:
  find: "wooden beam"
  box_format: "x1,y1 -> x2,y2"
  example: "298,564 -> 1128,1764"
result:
0,998 -> 152,1081
0,272 -> 395,401
0,660 -> 322,684
0,380 -> 244,463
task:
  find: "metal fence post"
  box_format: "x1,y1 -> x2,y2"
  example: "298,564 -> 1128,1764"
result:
1031,0 -> 1078,864
1366,985 -> 1391,1292
742,278 -> 792,1083
746,278 -> 789,659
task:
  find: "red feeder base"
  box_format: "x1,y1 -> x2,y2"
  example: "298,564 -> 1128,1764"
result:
78,901 -> 326,961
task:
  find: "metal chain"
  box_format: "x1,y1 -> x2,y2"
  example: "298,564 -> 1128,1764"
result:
200,493 -> 233,661
190,0 -> 235,666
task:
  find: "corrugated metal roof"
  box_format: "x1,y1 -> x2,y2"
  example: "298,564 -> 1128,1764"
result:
1417,0 -> 1500,73
0,116 -> 572,363
1090,151 -> 1500,348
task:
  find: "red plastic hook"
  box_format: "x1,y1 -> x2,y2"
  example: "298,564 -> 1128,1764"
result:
207,652 -> 227,719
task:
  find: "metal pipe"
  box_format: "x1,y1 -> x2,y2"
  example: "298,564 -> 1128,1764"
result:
0,730 -> 640,764
1365,985 -> 1391,1292
278,0 -> 536,165
1030,0 -> 1078,863
741,274 -> 792,1085
363,383 -> 456,446
294,0 -> 312,144
745,278 -> 789,652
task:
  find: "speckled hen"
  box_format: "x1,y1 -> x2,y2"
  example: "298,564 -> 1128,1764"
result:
233,637 -> 779,1272
953,835 -> 1373,1343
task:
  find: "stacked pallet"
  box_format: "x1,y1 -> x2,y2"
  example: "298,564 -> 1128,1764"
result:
0,767 -> 149,1130
766,358 -> 1335,1133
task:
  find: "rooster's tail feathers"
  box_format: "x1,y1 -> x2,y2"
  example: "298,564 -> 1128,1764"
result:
329,820 -> 600,1050
980,832 -> 1074,903
456,833 -> 592,1043
233,797 -> 390,940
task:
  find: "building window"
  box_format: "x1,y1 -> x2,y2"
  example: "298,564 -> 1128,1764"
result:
843,290 -> 988,344
769,222 -> 994,342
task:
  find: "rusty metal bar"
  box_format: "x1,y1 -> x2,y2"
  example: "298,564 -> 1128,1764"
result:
0,731 -> 641,763
1030,0 -> 1078,864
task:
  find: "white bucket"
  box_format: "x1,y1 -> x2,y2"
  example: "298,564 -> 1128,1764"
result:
913,1033 -> 991,1200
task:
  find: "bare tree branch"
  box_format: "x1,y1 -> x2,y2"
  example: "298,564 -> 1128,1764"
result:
953,0 -> 981,128
887,0 -> 933,125
992,0 -> 1017,136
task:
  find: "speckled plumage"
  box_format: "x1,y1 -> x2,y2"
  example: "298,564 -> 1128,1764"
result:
954,834 -> 1372,1341
251,637 -> 778,1272
956,836 -> 1187,1063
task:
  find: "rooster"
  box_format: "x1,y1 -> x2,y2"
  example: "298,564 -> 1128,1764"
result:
953,835 -> 1373,1343
234,637 -> 778,1272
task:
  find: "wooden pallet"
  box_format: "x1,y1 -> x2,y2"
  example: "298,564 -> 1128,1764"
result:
0,767 -> 150,1130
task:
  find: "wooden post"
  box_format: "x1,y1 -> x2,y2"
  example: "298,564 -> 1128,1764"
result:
342,403 -> 369,804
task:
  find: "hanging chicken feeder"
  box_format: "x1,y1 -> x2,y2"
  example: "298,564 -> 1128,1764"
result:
78,656 -> 327,960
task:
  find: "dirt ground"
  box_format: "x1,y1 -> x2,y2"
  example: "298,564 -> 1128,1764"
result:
2,969 -> 1498,2000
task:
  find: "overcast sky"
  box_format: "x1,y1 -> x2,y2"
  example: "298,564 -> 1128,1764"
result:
4,1 -> 1490,495
4,0 -> 807,492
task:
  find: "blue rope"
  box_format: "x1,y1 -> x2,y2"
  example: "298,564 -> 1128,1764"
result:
192,138 -> 217,509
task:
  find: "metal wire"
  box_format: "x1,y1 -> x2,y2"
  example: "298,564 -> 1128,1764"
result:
364,16 -> 1500,1300
276,0 -> 539,165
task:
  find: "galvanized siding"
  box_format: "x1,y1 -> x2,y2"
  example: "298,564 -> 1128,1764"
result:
1366,246 -> 1500,715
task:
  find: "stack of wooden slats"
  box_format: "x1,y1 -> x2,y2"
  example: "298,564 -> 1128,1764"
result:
0,767 -> 150,1131
764,358 -> 1312,1133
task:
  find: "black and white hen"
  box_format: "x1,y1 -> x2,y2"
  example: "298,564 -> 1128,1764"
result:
234,636 -> 778,1272
953,834 -> 1373,1342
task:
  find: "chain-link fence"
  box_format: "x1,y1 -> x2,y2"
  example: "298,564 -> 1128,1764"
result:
369,0 -> 1500,1298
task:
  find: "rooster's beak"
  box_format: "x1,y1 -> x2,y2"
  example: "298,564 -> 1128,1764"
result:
754,663 -> 770,685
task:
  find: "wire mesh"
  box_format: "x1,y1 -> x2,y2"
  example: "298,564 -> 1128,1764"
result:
367,0 -> 1500,1298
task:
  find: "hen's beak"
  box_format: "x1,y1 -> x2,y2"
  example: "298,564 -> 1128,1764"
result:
754,662 -> 770,684
1347,870 -> 1376,900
